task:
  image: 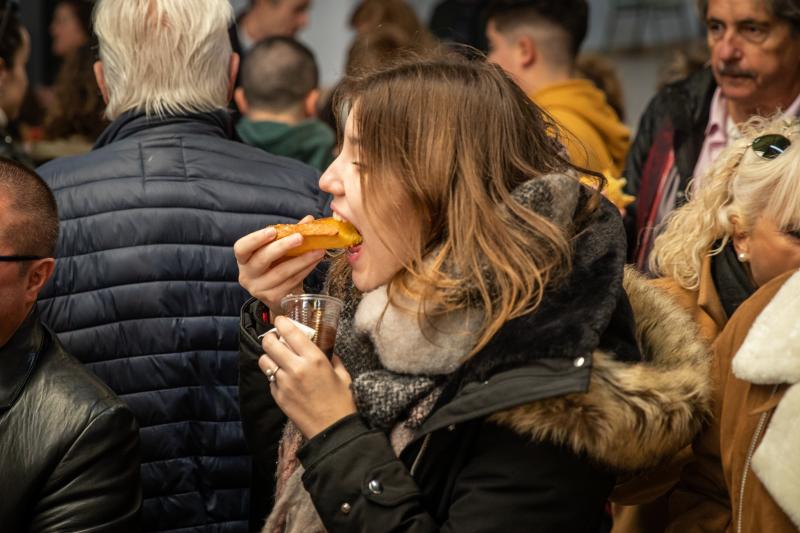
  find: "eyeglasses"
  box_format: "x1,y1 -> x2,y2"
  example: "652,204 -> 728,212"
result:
0,0 -> 19,46
0,255 -> 44,262
751,134 -> 792,160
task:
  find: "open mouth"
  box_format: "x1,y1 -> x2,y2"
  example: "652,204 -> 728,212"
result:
332,211 -> 364,259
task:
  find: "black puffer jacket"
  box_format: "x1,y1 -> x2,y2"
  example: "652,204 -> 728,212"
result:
240,191 -> 713,532
0,308 -> 141,532
37,110 -> 329,532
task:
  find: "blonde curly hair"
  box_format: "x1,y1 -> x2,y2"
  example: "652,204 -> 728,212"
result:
650,115 -> 800,290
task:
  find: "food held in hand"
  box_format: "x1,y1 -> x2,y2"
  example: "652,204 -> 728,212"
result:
273,217 -> 363,256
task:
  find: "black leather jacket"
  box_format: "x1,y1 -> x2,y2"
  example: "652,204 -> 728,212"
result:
0,308 -> 142,532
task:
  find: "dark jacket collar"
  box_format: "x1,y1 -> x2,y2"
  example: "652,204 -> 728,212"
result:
712,241 -> 757,318
666,67 -> 716,129
0,307 -> 47,413
666,68 -> 717,183
94,108 -> 235,149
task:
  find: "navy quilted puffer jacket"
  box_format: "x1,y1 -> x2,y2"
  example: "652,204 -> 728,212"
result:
37,110 -> 329,532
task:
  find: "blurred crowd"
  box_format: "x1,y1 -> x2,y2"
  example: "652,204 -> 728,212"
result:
1,1 -> 800,533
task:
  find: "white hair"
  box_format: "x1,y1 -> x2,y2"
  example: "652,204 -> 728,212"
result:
94,0 -> 235,119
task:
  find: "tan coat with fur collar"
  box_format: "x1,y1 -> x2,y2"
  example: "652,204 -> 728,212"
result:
668,269 -> 800,533
650,255 -> 728,343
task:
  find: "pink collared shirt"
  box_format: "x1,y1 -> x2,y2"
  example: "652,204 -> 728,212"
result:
693,89 -> 800,187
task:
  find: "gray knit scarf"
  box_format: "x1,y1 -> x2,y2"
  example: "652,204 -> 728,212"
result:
263,173 -> 580,533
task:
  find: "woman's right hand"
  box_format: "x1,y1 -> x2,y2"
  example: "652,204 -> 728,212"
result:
234,215 -> 326,315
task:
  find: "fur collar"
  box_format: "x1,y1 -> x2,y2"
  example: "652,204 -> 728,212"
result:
732,270 -> 800,527
732,270 -> 800,384
751,384 -> 800,528
490,268 -> 712,471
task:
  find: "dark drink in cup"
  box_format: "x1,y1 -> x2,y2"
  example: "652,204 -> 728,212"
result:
280,294 -> 343,358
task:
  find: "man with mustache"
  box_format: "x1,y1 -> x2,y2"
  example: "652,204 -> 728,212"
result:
622,0 -> 800,270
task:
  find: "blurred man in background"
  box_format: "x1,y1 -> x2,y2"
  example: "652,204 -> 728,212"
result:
623,0 -> 800,269
0,158 -> 141,531
485,0 -> 630,176
36,0 -> 328,531
231,0 -> 312,58
234,36 -> 335,171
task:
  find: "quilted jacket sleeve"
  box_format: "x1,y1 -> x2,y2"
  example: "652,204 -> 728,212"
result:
30,404 -> 141,533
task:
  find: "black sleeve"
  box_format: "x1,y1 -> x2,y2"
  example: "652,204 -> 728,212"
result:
239,299 -> 287,531
622,92 -> 663,258
624,93 -> 662,200
299,415 -> 615,533
30,405 -> 142,532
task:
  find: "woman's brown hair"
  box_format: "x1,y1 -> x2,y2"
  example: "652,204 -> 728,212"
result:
350,0 -> 434,43
333,53 -> 583,354
43,44 -> 107,140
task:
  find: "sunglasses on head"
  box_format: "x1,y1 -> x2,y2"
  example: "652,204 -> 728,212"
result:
0,255 -> 44,262
751,134 -> 792,160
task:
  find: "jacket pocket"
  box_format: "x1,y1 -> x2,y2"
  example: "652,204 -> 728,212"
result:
239,297 -> 270,356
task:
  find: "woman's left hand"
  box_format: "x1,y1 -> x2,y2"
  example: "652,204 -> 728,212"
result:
259,316 -> 357,439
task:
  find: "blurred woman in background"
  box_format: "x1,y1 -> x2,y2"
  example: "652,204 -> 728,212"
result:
349,0 -> 434,42
50,0 -> 91,58
0,0 -> 32,166
30,0 -> 106,163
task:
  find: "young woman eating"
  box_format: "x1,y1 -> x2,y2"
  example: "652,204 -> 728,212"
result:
235,54 -> 711,532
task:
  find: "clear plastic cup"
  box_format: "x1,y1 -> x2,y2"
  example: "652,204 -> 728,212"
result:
280,294 -> 344,358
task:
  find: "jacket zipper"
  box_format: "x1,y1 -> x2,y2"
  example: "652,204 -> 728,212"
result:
410,433 -> 432,477
736,384 -> 779,533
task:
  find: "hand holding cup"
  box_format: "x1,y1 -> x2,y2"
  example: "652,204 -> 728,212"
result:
259,315 -> 355,439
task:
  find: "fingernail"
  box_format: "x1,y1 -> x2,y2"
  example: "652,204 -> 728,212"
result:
263,226 -> 276,237
291,234 -> 303,245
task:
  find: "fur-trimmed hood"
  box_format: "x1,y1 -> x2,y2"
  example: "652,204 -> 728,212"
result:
418,196 -> 710,472
490,268 -> 711,472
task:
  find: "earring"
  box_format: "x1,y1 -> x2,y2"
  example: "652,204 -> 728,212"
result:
738,252 -> 749,262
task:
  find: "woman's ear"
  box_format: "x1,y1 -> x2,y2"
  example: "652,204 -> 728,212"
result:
731,215 -> 751,259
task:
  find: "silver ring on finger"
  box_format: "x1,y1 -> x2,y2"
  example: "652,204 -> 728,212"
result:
266,366 -> 280,383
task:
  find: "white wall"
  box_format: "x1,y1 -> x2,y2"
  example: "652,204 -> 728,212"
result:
298,1 -> 361,87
